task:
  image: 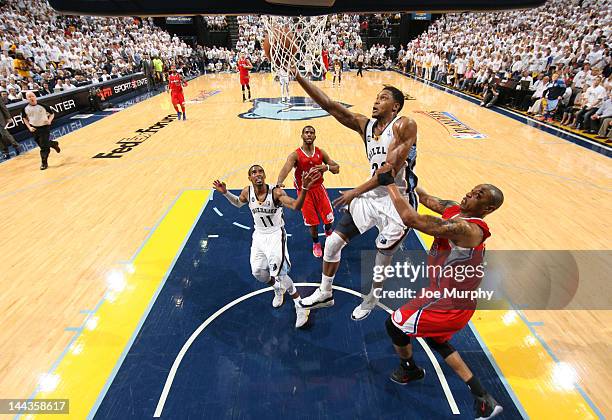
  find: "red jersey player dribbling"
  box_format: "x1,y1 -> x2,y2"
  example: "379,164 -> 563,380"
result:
277,125 -> 340,258
168,65 -> 187,120
237,52 -> 252,102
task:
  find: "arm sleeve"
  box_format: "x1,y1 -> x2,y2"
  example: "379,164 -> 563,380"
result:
223,191 -> 246,208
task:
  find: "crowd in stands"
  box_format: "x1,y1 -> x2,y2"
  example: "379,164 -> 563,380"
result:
0,0 -> 195,104
397,0 -> 612,137
2,0 -> 610,139
204,16 -> 227,30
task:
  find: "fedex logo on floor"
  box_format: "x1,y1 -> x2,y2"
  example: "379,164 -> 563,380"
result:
92,114 -> 177,159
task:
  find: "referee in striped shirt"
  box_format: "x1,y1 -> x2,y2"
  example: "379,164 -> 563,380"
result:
21,91 -> 60,170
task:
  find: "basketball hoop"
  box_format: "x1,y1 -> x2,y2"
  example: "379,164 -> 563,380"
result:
262,15 -> 328,78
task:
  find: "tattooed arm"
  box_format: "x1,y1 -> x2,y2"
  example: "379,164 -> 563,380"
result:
415,186 -> 459,215
388,184 -> 483,248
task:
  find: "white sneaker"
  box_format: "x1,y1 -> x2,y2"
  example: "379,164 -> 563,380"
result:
351,299 -> 377,321
272,285 -> 285,308
295,303 -> 310,328
300,288 -> 334,309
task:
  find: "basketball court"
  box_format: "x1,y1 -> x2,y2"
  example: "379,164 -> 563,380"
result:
1,67 -> 609,418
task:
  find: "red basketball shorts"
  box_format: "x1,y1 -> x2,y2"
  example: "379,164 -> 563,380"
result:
391,305 -> 475,343
171,91 -> 185,106
301,185 -> 334,227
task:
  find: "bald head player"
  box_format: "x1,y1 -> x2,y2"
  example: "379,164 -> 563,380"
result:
294,70 -> 418,321
379,165 -> 504,419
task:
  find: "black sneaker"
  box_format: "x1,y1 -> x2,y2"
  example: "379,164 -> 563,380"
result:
2,153 -> 9,160
389,364 -> 425,385
40,162 -> 48,170
52,142 -> 61,153
474,393 -> 503,419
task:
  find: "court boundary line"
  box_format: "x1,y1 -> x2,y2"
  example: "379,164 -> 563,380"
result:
152,282 -> 459,417
393,69 -> 611,157
16,189 -> 211,420
467,322 -> 528,419
86,189 -> 212,419
514,310 -> 605,419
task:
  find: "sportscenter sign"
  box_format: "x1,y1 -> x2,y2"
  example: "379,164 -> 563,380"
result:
5,73 -> 149,135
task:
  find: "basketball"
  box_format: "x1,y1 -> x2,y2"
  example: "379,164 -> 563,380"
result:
263,35 -> 272,61
263,28 -> 297,69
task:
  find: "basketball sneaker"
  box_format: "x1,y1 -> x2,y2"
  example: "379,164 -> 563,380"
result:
300,287 -> 334,309
272,284 -> 286,308
474,393 -> 503,419
351,298 -> 377,321
51,141 -> 60,153
295,302 -> 310,328
389,363 -> 425,385
312,242 -> 323,258
182,113 -> 186,121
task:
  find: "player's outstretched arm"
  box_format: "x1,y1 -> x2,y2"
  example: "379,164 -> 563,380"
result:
317,148 -> 340,174
276,151 -> 298,187
274,170 -> 321,210
381,176 -> 483,248
415,186 -> 458,215
295,72 -> 368,134
212,180 -> 248,208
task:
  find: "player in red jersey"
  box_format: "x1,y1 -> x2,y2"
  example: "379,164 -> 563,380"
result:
167,65 -> 187,120
378,166 -> 505,419
237,52 -> 253,102
321,49 -> 330,80
277,125 -> 339,258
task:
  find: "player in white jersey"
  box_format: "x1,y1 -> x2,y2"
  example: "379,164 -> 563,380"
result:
295,73 -> 418,321
213,164 -> 321,328
278,68 -> 290,103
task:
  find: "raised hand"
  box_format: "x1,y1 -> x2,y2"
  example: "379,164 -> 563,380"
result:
212,179 -> 227,194
332,189 -> 356,208
302,169 -> 321,190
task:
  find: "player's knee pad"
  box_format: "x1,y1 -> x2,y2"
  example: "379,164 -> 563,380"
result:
424,337 -> 456,359
385,315 -> 411,346
323,232 -> 347,263
251,268 -> 270,284
335,211 -> 360,241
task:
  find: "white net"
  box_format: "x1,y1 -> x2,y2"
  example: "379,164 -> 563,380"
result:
262,15 -> 328,79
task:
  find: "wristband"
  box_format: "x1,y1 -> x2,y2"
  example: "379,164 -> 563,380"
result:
377,171 -> 395,186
